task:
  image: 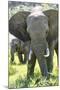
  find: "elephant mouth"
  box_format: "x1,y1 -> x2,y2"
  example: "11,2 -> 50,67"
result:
44,48 -> 50,58
28,47 -> 50,60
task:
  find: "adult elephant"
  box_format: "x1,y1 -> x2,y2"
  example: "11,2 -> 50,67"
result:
27,7 -> 58,78
10,38 -> 29,64
9,8 -> 58,78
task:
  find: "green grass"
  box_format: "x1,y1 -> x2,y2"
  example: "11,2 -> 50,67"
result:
8,50 -> 59,88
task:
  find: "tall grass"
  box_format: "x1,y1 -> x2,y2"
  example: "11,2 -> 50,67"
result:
8,50 -> 59,88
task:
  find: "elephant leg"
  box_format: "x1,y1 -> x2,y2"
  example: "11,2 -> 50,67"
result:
37,56 -> 48,77
10,46 -> 15,63
18,52 -> 23,63
47,42 -> 54,73
32,46 -> 48,77
27,52 -> 36,78
31,40 -> 49,77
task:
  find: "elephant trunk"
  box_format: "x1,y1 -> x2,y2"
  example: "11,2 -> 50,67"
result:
31,39 -> 49,76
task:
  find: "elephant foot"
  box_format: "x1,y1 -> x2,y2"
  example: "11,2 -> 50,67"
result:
27,52 -> 36,79
10,59 -> 14,64
46,72 -> 55,80
10,58 -> 14,63
35,75 -> 50,85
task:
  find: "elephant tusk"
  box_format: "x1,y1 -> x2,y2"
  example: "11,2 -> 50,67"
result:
28,48 -> 33,60
44,48 -> 50,58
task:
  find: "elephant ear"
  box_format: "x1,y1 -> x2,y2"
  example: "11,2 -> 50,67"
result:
9,11 -> 31,42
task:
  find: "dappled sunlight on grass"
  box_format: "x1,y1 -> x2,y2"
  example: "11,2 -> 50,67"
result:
8,51 -> 58,88
9,64 -> 27,88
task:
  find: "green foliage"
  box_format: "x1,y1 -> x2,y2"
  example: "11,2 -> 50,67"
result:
8,50 -> 59,88
34,77 -> 58,87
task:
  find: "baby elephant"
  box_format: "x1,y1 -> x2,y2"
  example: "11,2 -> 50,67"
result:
10,38 -> 28,64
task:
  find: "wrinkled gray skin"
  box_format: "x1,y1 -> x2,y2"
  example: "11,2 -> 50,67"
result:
9,11 -> 31,42
27,9 -> 58,78
27,10 -> 50,77
9,9 -> 58,78
10,38 -> 29,64
44,10 -> 58,72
